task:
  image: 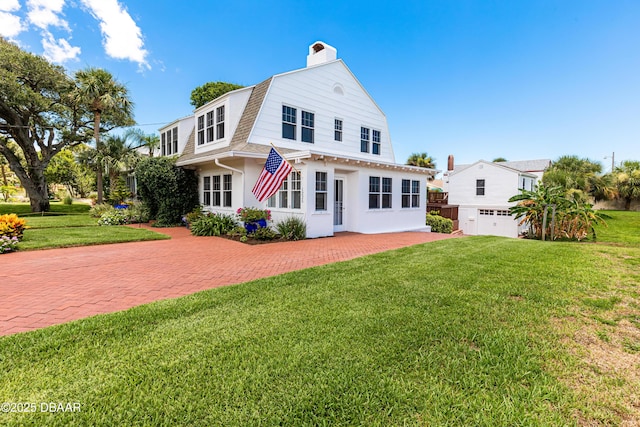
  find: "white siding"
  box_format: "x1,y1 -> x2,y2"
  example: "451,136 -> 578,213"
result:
250,61 -> 396,163
158,116 -> 194,157
193,88 -> 252,155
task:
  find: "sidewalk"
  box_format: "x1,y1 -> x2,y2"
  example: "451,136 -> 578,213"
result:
0,225 -> 460,336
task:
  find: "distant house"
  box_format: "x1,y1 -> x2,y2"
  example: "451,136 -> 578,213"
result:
443,158 -> 551,237
158,41 -> 436,238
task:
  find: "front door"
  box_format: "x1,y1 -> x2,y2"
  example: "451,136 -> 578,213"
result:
334,178 -> 345,232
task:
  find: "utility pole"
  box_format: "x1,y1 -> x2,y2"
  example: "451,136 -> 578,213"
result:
605,152 -> 615,172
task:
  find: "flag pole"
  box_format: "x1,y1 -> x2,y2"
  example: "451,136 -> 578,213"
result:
269,142 -> 300,173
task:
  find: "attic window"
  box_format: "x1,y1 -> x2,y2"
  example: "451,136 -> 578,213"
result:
312,43 -> 325,53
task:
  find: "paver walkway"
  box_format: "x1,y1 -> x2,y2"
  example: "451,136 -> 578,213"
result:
0,225 -> 460,336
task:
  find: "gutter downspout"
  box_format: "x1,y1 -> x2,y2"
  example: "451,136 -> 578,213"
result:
214,158 -> 245,206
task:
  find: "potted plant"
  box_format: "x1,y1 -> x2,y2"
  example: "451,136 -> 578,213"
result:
237,207 -> 271,233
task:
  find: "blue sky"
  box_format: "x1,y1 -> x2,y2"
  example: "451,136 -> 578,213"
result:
2,0 -> 639,174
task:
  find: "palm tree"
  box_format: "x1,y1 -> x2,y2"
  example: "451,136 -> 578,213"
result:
542,155 -> 616,202
615,161 -> 640,210
509,184 -> 605,241
74,68 -> 134,203
406,152 -> 436,169
126,128 -> 160,157
77,135 -> 140,203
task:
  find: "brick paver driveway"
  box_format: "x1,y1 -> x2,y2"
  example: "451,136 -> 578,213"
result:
0,225 -> 460,336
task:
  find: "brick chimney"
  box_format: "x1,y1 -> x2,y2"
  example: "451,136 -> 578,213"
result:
447,155 -> 454,171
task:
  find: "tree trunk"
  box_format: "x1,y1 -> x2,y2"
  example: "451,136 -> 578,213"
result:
0,144 -> 50,212
625,197 -> 631,211
94,111 -> 104,204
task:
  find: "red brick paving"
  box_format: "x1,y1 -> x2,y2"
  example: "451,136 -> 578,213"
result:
0,225 -> 460,336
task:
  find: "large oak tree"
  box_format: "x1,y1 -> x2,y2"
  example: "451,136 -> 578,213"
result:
0,38 -> 133,211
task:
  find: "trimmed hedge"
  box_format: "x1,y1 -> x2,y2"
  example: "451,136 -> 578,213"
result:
426,213 -> 453,234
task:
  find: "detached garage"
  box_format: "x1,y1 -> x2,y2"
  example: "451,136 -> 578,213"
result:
443,158 -> 549,238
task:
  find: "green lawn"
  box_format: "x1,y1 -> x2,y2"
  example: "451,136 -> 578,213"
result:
0,201 -> 91,215
593,210 -> 640,246
1,202 -> 168,250
1,235 -> 638,425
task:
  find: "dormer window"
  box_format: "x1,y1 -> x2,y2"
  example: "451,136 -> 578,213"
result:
206,111 -> 214,142
197,115 -> 204,145
216,106 -> 225,139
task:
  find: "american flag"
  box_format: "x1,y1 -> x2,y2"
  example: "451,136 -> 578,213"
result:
252,148 -> 293,202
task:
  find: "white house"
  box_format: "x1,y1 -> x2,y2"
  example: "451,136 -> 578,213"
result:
159,41 -> 435,238
443,158 -> 551,238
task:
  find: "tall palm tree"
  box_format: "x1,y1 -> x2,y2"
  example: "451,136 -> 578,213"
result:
74,68 -> 134,203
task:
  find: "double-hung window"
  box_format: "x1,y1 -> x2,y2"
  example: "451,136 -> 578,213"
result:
172,127 -> 178,153
372,130 -> 381,155
476,179 -> 485,196
315,172 -> 327,211
268,171 -> 302,209
161,132 -> 166,156
381,177 -> 392,208
203,177 -> 211,205
164,129 -> 171,155
369,177 -> 380,209
212,176 -> 221,206
197,115 -> 205,145
301,111 -> 314,143
361,127 -> 370,153
334,119 -> 343,141
370,176 -> 392,209
402,179 -> 421,208
206,112 -> 214,142
223,174 -> 232,207
282,105 -> 297,140
216,106 -> 225,139
411,180 -> 420,207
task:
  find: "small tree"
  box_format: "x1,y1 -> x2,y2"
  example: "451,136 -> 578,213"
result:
509,185 -> 605,241
135,157 -> 199,225
190,81 -> 244,109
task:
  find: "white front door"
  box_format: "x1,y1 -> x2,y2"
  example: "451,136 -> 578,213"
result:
334,177 -> 345,232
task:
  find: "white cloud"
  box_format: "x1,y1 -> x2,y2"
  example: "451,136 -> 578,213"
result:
26,0 -> 69,31
80,0 -> 149,69
0,11 -> 25,38
0,0 -> 24,38
0,0 -> 21,12
41,31 -> 80,62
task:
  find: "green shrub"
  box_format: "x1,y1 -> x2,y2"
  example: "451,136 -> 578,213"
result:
63,194 -> 73,205
190,213 -> 238,236
251,226 -> 277,241
125,202 -> 151,224
227,225 -> 247,238
275,216 -> 307,241
90,203 -> 116,218
426,213 -> 453,234
184,206 -> 204,227
98,209 -> 128,226
135,157 -> 199,226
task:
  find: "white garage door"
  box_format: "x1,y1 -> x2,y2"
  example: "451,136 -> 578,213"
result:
477,209 -> 517,238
